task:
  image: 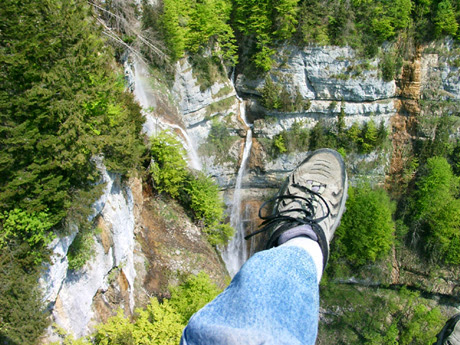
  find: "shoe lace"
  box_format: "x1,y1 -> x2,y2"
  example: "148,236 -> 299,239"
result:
244,184 -> 330,241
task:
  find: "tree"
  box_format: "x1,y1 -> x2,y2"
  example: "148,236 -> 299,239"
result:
335,184 -> 395,265
434,0 -> 459,37
410,156 -> 460,264
161,0 -> 189,60
150,131 -> 188,197
272,0 -> 300,39
161,0 -> 237,63
0,246 -> 49,344
0,0 -> 144,227
361,119 -> 378,153
169,271 -> 221,323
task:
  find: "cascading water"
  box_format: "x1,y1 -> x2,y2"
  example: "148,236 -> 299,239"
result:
127,57 -> 202,170
221,100 -> 252,277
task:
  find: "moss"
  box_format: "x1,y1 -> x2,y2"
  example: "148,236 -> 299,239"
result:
205,97 -> 235,116
212,85 -> 233,99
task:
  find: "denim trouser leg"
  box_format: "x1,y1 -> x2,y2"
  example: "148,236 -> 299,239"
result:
181,246 -> 319,345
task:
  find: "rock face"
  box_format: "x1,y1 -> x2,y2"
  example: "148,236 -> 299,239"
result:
41,165 -> 227,341
40,38 -> 460,341
238,45 -> 396,101
41,166 -> 136,339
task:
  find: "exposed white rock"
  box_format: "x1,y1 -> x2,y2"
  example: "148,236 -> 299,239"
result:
40,232 -> 77,304
42,166 -> 136,339
237,45 -> 396,102
421,40 -> 460,102
172,58 -> 237,119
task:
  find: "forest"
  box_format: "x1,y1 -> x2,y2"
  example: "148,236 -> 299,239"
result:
1,0 -> 460,343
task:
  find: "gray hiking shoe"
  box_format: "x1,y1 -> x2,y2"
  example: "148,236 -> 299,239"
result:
245,148 -> 348,271
436,314 -> 460,345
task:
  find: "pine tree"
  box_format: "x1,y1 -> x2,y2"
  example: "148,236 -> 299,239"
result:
0,0 -> 144,226
434,0 -> 459,37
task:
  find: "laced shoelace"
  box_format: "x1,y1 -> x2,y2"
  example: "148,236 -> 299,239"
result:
244,184 -> 330,241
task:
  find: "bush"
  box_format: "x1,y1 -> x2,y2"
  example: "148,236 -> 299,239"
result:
169,271 -> 222,323
150,131 -> 189,198
410,156 -> 460,264
55,272 -> 222,345
335,184 -> 395,265
0,209 -> 54,264
201,117 -> 238,163
183,172 -> 234,246
150,131 -> 233,246
380,51 -> 402,81
67,231 -> 96,271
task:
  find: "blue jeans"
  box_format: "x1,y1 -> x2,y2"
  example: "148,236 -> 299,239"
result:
180,246 -> 319,345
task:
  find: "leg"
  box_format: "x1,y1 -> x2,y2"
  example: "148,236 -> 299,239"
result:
181,149 -> 347,345
181,245 -> 320,345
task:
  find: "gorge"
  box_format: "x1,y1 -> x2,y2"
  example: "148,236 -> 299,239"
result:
2,1 -> 460,344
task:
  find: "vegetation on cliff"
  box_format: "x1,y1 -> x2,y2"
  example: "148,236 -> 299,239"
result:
2,0 -> 460,343
150,131 -> 233,246
1,0 -> 146,342
51,272 -> 222,345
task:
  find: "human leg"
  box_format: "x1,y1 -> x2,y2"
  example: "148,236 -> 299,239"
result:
181,149 -> 347,345
181,245 -> 320,345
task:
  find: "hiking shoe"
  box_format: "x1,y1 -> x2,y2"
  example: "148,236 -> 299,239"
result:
245,148 -> 347,271
436,313 -> 460,345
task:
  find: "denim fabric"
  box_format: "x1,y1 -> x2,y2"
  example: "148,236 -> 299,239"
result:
181,246 -> 319,345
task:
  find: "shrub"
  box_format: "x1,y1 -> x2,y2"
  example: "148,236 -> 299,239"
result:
410,156 -> 460,264
169,271 -> 222,323
0,208 -> 54,264
201,117 -> 238,163
183,172 -> 234,246
150,131 -> 188,198
380,51 -> 402,81
335,184 -> 395,265
57,272 -> 222,345
67,231 -> 96,271
273,134 -> 288,154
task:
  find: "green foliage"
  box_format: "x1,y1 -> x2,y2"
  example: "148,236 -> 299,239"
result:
270,120 -> 310,156
273,134 -> 288,154
159,0 -> 237,63
264,118 -> 389,159
150,131 -> 232,246
57,272 -> 222,345
201,117 -> 238,163
409,156 -> 460,264
191,55 -> 226,91
320,283 -> 446,345
150,131 -> 189,198
0,209 -> 54,264
67,231 -> 96,271
380,51 -> 403,81
169,271 -> 222,323
0,0 -> 144,228
261,75 -> 283,110
0,246 -> 49,345
183,172 -> 234,245
309,120 -> 338,151
260,76 -> 309,112
335,184 -> 395,265
434,0 -> 459,37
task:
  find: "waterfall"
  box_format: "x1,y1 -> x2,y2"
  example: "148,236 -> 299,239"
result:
221,100 -> 252,277
127,57 -> 202,170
